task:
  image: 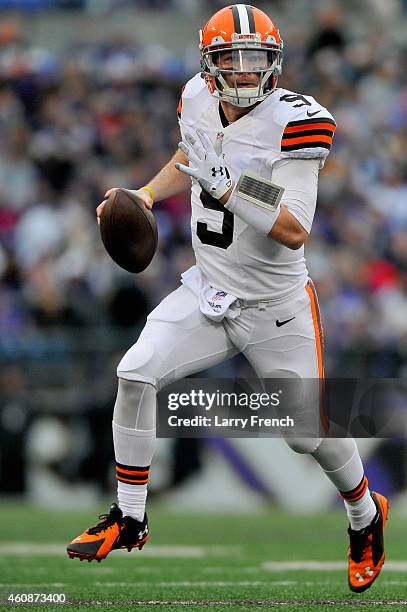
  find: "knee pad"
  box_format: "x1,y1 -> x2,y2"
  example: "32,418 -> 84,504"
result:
113,378 -> 156,430
284,436 -> 322,455
117,339 -> 158,386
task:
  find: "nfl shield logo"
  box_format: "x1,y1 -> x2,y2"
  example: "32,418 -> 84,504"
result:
213,291 -> 227,302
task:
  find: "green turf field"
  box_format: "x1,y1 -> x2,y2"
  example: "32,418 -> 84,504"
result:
0,501 -> 406,611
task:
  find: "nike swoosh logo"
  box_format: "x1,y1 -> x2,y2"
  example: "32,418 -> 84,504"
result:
307,110 -> 321,117
276,316 -> 296,327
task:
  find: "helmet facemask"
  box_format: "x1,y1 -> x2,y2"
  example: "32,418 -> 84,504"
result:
201,39 -> 283,108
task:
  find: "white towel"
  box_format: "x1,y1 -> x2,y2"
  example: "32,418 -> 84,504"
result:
181,265 -> 241,322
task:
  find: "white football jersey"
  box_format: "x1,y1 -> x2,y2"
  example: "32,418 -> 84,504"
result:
178,73 -> 336,301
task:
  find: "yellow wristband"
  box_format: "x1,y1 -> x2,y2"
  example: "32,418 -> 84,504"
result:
141,185 -> 155,201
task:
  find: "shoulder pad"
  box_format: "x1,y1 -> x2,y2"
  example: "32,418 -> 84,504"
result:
177,73 -> 211,126
276,89 -> 336,160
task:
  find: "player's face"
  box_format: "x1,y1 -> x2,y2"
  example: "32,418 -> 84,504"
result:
214,49 -> 269,87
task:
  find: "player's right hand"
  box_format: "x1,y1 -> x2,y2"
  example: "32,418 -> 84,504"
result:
96,188 -> 153,224
176,128 -> 233,201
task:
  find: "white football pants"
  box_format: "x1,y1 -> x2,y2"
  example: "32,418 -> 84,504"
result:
117,279 -> 327,448
114,279 -> 367,504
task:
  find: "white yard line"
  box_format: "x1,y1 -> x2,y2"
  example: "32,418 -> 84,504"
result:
0,543 -> 239,558
262,561 -> 407,572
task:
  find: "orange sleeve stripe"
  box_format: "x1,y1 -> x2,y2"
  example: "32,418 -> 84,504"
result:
281,134 -> 333,146
116,467 -> 150,476
284,122 -> 336,134
116,476 -> 149,485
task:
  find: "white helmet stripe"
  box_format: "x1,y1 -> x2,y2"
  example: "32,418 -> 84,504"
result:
236,4 -> 250,34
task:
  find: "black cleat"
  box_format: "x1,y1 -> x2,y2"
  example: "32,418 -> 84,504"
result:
67,503 -> 149,562
347,492 -> 389,592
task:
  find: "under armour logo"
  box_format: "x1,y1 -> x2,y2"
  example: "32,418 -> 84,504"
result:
211,167 -> 225,177
355,567 -> 374,582
138,526 -> 149,540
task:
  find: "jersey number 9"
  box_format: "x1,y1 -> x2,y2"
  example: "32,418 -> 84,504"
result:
197,189 -> 234,249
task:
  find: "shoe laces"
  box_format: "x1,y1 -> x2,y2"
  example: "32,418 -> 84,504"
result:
87,505 -> 123,535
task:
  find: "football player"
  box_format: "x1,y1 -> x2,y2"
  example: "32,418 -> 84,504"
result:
67,5 -> 388,593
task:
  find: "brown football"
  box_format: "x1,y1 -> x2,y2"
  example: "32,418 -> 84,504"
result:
100,189 -> 158,273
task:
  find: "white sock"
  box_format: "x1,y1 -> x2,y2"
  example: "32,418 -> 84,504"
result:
344,487 -> 377,531
112,421 -> 155,522
311,438 -> 376,530
112,379 -> 156,521
117,479 -> 147,522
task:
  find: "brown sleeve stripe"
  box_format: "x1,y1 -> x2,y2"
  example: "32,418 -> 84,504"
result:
283,129 -> 335,139
285,117 -> 336,128
282,135 -> 333,151
340,476 -> 368,502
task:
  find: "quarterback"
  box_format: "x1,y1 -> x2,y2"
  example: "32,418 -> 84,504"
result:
67,5 -> 388,593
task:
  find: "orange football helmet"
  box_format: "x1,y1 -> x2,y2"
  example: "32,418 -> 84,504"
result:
200,4 -> 283,108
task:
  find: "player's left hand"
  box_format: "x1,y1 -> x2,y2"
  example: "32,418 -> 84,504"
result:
175,128 -> 233,201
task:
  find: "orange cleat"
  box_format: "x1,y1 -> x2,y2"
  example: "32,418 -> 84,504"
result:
67,503 -> 148,562
347,492 -> 389,593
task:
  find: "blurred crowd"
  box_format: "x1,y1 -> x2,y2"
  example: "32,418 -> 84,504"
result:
0,1 -> 407,378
